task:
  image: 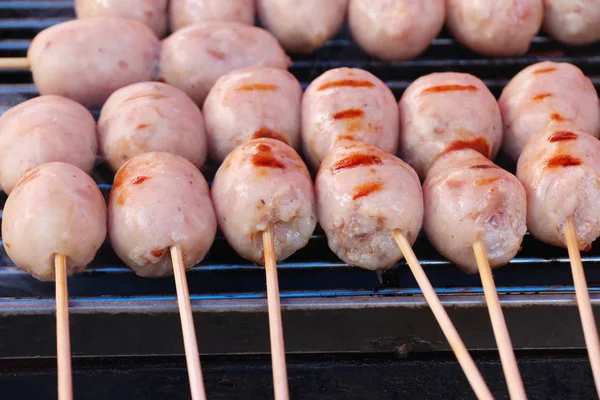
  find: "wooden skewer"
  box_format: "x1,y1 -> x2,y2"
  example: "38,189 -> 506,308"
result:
473,240 -> 527,400
564,219 -> 600,395
392,230 -> 493,400
262,224 -> 290,400
55,253 -> 73,400
0,57 -> 30,70
170,245 -> 207,400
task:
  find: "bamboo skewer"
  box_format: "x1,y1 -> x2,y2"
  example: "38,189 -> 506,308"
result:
473,240 -> 527,400
393,230 -> 493,400
0,57 -> 30,70
263,224 -> 290,400
170,245 -> 207,400
564,219 -> 600,395
55,253 -> 73,400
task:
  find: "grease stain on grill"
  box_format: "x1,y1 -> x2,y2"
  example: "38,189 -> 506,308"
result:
332,108 -> 365,120
318,80 -> 375,91
252,127 -> 288,143
421,84 -> 478,95
332,153 -> 382,172
444,137 -> 490,158
236,83 -> 279,92
353,181 -> 383,200
549,131 -> 578,142
546,154 -> 582,168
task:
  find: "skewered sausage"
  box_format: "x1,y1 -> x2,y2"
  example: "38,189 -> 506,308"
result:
203,67 -> 302,164
256,0 -> 347,53
543,0 -> 600,45
160,21 -> 291,105
2,163 -> 107,282
169,0 -> 255,31
517,127 -> 600,250
316,140 -> 423,270
399,72 -> 503,179
0,95 -> 97,194
98,81 -> 207,171
108,152 -> 217,278
423,149 -> 527,273
445,0 -> 543,56
499,61 -> 600,161
28,18 -> 160,108
211,138 -> 316,264
74,0 -> 168,37
348,0 -> 445,61
302,67 -> 399,170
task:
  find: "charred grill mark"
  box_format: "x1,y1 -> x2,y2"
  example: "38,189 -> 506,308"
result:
236,83 -> 279,91
207,48 -> 226,60
444,138 -> 490,158
546,154 -> 582,168
533,93 -> 552,100
332,108 -> 365,120
318,80 -> 375,90
151,248 -> 166,257
446,179 -> 464,188
136,123 -> 150,130
550,112 -> 567,122
251,143 -> 285,169
332,153 -> 382,172
421,84 -> 478,95
123,93 -> 167,103
252,127 -> 289,144
470,164 -> 497,170
132,176 -> 150,185
353,181 -> 383,200
549,131 -> 578,142
475,177 -> 500,186
533,67 -> 557,74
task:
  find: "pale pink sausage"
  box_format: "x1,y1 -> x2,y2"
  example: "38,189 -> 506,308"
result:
543,0 -> 600,45
108,152 -> 217,278
169,0 -> 255,31
2,163 -> 107,282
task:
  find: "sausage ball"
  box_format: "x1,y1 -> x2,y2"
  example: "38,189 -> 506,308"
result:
108,152 -> 217,277
169,0 -> 255,31
257,0 -> 348,53
446,0 -> 543,56
543,0 -> 600,45
499,61 -> 600,161
302,67 -> 399,170
2,163 -> 107,281
203,67 -> 302,163
160,21 -> 291,105
348,0 -> 445,61
0,95 -> 97,194
423,149 -> 527,273
28,17 -> 160,107
98,81 -> 207,171
517,128 -> 600,250
211,139 -> 316,264
316,140 -> 424,270
399,72 -> 503,179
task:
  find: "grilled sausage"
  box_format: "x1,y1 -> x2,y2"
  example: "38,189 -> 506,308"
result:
399,72 -> 503,179
108,152 -> 217,278
169,0 -> 255,31
517,128 -> 600,250
203,67 -> 302,164
316,140 -> 423,270
98,81 -> 207,171
256,0 -> 347,53
543,0 -> 600,45
446,0 -> 543,56
499,61 -> 600,161
160,21 -> 291,105
75,0 -> 168,37
302,67 -> 399,170
211,138 -> 316,264
2,163 -> 107,282
28,18 -> 160,108
423,149 -> 527,273
0,95 -> 97,194
348,0 -> 445,61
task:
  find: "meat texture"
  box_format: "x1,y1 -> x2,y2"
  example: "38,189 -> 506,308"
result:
499,61 -> 600,161
399,72 -> 503,179
203,67 -> 302,163
302,67 -> 399,170
446,0 -> 543,56
160,22 -> 291,105
108,152 -> 217,277
543,0 -> 600,45
211,139 -> 316,264
28,18 -> 160,108
99,81 -> 207,171
75,0 -> 168,37
2,163 -> 107,281
316,140 -> 423,270
256,0 -> 348,53
0,95 -> 97,194
423,149 -> 527,273
169,0 -> 255,31
517,128 -> 600,250
348,0 -> 445,61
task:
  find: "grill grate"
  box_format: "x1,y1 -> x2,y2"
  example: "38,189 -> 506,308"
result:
0,0 -> 600,358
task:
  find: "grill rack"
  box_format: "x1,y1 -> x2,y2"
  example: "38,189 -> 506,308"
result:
0,0 -> 600,363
